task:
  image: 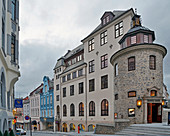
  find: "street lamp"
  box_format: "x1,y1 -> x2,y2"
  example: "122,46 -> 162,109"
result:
137,97 -> 142,108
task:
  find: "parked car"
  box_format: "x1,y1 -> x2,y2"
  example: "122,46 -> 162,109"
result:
16,128 -> 26,135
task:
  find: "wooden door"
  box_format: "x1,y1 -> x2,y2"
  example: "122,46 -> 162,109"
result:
147,103 -> 152,123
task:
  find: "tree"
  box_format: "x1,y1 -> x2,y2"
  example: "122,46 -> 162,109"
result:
9,130 -> 15,136
4,130 -> 9,136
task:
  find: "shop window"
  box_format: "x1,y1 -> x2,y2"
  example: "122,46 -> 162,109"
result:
150,90 -> 157,96
128,91 -> 136,97
128,108 -> 135,117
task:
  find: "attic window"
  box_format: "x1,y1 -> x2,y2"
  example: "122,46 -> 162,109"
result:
103,16 -> 110,25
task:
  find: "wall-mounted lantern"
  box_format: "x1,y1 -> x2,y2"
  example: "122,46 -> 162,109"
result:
137,97 -> 142,108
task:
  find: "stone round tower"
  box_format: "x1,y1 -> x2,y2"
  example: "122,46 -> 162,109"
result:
110,14 -> 167,124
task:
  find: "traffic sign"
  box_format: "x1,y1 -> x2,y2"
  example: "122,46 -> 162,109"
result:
25,116 -> 30,120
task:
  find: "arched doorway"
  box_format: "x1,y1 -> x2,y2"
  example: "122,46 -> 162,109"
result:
62,123 -> 67,132
88,124 -> 95,131
70,123 -> 75,132
78,124 -> 85,131
3,119 -> 7,133
0,71 -> 6,107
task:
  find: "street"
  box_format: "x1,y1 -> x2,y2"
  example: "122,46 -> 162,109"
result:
25,131 -> 114,136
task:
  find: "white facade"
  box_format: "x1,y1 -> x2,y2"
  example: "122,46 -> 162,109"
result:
0,0 -> 20,133
29,84 -> 43,131
23,97 -> 30,130
53,9 -> 134,132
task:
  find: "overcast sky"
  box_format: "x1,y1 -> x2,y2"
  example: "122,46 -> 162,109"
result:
15,0 -> 170,98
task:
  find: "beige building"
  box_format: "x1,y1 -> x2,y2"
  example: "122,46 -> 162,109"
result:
53,8 -> 135,132
0,0 -> 20,133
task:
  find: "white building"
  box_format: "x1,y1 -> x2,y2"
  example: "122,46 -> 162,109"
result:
53,8 -> 135,132
29,84 -> 43,131
23,96 -> 30,130
0,0 -> 20,133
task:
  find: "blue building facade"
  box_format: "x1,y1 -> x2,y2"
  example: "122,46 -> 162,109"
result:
40,76 -> 54,130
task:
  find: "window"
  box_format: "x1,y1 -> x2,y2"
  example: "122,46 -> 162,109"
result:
106,16 -> 110,23
114,113 -> 118,119
131,36 -> 136,44
128,57 -> 135,71
79,82 -> 84,94
144,35 -> 149,43
63,88 -> 66,97
72,71 -> 77,79
149,55 -> 156,70
47,96 -> 49,104
89,79 -> 95,92
89,60 -> 95,73
128,108 -> 135,117
68,60 -> 71,66
150,90 -> 157,96
115,21 -> 123,38
57,105 -> 60,116
12,0 -> 16,21
101,54 -> 108,69
56,95 -> 59,101
78,55 -> 82,61
88,38 -> 94,52
56,75 -> 59,79
63,105 -> 67,117
101,99 -> 109,116
70,104 -> 75,116
62,76 -> 66,82
101,75 -> 108,89
78,69 -> 83,77
89,101 -> 95,116
128,91 -> 136,97
56,84 -> 59,91
115,63 -> 118,77
72,58 -> 76,64
70,85 -> 74,96
115,94 -> 118,100
11,34 -> 16,62
50,95 -> 52,103
67,74 -> 71,81
79,102 -> 84,116
51,109 -> 53,116
2,19 -> 5,52
101,31 -> 107,45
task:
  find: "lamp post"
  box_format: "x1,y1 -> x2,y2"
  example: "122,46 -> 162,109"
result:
137,97 -> 142,108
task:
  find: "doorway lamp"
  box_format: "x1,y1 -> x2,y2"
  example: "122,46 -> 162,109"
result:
137,96 -> 142,108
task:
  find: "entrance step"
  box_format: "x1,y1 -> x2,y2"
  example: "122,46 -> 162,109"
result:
115,123 -> 170,135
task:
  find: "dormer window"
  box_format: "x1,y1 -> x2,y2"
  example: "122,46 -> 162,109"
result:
101,12 -> 114,26
131,36 -> 136,44
144,35 -> 149,43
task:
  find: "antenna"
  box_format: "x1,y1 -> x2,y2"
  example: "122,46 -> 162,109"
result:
135,8 -> 137,14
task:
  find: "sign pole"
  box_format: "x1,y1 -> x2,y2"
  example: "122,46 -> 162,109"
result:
30,117 -> 32,136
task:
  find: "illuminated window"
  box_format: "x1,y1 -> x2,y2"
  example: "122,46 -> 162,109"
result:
128,91 -> 136,97
114,113 -> 118,119
150,90 -> 157,96
128,108 -> 135,117
101,99 -> 109,116
79,102 -> 84,116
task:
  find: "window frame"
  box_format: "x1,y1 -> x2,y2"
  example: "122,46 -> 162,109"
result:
70,104 -> 75,116
63,105 -> 67,117
89,101 -> 95,116
128,108 -> 135,117
115,21 -> 123,38
100,30 -> 107,46
128,56 -> 135,71
79,102 -> 84,116
70,85 -> 74,96
101,99 -> 109,116
79,82 -> 84,94
149,55 -> 156,70
101,54 -> 108,69
89,60 -> 95,73
88,38 -> 94,52
63,87 -> 66,97
89,79 -> 95,92
101,75 -> 108,89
